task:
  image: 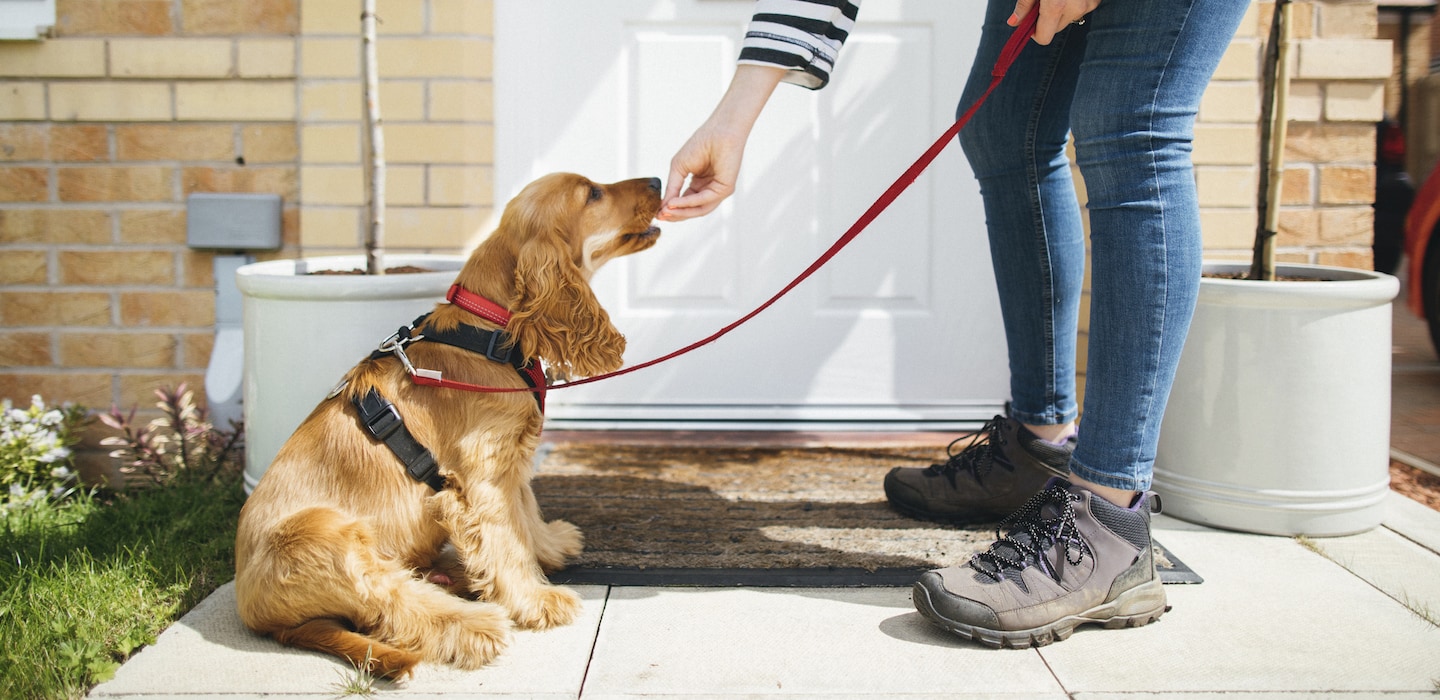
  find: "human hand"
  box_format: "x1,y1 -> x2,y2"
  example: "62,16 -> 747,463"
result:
1009,0 -> 1101,45
659,64 -> 785,222
659,121 -> 746,222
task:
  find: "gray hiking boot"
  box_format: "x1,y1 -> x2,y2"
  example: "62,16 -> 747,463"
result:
883,415 -> 1074,524
911,479 -> 1168,648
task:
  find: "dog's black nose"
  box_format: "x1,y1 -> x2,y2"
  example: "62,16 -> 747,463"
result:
647,177 -> 662,192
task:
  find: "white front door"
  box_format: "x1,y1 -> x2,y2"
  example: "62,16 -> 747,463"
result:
495,0 -> 1007,428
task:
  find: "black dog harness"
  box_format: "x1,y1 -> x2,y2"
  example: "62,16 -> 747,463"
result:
351,285 -> 545,491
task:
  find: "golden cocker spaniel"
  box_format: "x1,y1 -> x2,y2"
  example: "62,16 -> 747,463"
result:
234,173 -> 663,678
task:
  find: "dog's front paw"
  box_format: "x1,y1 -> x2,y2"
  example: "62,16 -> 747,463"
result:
438,604 -> 513,669
509,585 -> 583,630
536,519 -> 584,573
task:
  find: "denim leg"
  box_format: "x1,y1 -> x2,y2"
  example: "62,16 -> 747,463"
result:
957,0 -> 1249,491
957,0 -> 1087,429
1066,0 -> 1248,491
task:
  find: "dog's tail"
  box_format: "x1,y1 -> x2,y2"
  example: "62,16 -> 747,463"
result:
273,618 -> 420,679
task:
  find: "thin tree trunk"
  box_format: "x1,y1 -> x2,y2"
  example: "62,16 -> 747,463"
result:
1250,0 -> 1293,281
362,0 -> 386,275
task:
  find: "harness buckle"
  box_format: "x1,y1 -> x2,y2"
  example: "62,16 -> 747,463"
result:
358,396 -> 404,441
484,332 -> 514,364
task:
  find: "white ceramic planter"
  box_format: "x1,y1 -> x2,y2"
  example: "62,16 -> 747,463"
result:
1153,261 -> 1400,536
235,254 -> 464,493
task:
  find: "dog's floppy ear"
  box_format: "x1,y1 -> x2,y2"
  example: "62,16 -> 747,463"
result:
509,224 -> 626,379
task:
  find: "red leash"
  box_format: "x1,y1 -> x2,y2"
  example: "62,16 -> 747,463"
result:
411,11 -> 1037,397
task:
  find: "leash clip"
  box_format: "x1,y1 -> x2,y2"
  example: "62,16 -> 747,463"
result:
378,329 -> 425,376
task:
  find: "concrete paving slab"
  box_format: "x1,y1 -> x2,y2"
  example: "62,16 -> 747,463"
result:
1385,491 -> 1440,555
89,582 -> 608,699
1039,521 -> 1440,694
1304,523 -> 1440,622
581,586 -> 1067,699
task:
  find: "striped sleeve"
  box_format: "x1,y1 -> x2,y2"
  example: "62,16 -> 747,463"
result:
737,0 -> 861,90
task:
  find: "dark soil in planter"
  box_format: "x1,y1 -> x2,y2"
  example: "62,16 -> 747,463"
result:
307,265 -> 435,275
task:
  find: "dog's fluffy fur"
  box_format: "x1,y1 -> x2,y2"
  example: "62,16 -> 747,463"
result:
234,173 -> 663,678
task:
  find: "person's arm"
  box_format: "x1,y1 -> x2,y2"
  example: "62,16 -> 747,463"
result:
1012,0 -> 1101,45
660,0 -> 861,221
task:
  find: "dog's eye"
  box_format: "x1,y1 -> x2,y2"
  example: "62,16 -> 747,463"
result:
587,186 -> 603,202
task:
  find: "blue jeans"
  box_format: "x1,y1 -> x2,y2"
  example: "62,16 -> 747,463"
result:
956,0 -> 1249,491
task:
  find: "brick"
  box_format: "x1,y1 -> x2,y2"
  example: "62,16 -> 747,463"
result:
120,291 -> 215,327
0,334 -> 54,367
238,39 -> 296,78
300,38 -> 358,78
1317,2 -> 1377,39
298,206 -> 360,247
181,165 -> 297,199
377,38 -> 492,79
387,165 -> 425,206
175,82 -> 297,121
181,332 -> 213,369
385,206 -> 485,249
0,124 -> 48,161
1276,208 -> 1321,246
428,165 -> 493,207
432,0 -> 492,36
299,165 -> 363,205
55,0 -> 174,36
300,124 -> 360,163
0,209 -> 111,244
1319,206 -> 1373,245
60,332 -> 175,368
0,292 -> 112,326
1296,40 -> 1392,80
298,0 -> 354,34
51,125 -> 110,162
180,0 -> 297,35
58,165 -> 173,202
1285,81 -> 1322,122
58,250 -> 174,285
0,251 -> 48,284
1257,1 -> 1315,41
1197,166 -> 1258,208
1324,81 -> 1385,122
386,124 -> 492,165
0,83 -> 46,120
1281,165 -> 1312,206
1193,125 -> 1259,166
300,82 -> 359,120
1199,81 -> 1259,123
1315,249 -> 1373,270
1285,123 -> 1373,162
180,251 -> 215,287
0,167 -> 50,202
376,0 -> 424,34
0,39 -> 106,77
1318,165 -> 1374,205
110,39 -> 234,78
50,82 -> 172,121
240,125 -> 297,164
116,124 -> 233,162
1213,40 -> 1261,81
119,208 -> 186,244
0,373 -> 113,409
1200,209 -> 1259,250
429,81 -> 493,121
379,81 -> 424,121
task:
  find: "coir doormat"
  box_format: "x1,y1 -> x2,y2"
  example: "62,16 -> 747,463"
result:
533,441 -> 1201,587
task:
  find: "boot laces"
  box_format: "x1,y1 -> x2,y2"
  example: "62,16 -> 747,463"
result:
970,482 -> 1091,583
925,415 -> 1007,485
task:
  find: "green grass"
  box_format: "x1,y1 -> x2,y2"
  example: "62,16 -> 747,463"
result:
0,474 -> 245,700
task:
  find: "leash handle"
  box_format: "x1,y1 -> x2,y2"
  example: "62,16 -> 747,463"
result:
429,9 -> 1038,396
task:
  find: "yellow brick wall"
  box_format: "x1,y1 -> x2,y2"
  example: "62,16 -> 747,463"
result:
0,0 -> 301,421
